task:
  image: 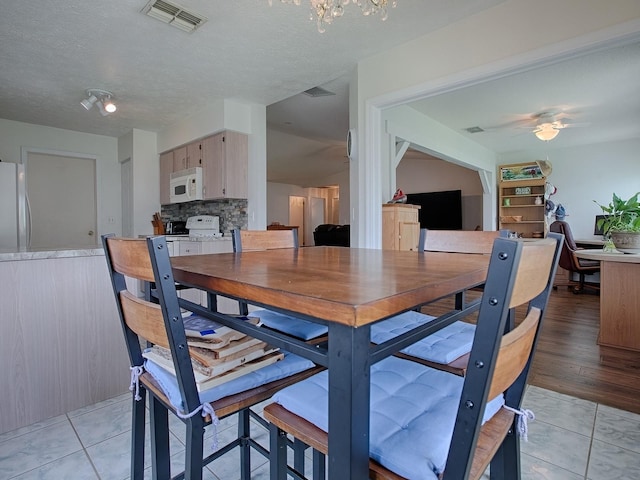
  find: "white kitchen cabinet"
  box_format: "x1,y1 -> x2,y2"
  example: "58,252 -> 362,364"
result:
186,141 -> 202,168
160,132 -> 246,205
159,151 -> 173,205
173,146 -> 187,171
202,131 -> 248,199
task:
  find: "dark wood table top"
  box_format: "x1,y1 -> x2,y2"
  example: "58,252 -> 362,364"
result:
171,246 -> 489,327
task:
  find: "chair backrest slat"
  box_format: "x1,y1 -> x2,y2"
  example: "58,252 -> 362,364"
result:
420,230 -> 505,254
232,229 -> 298,252
487,306 -> 541,400
120,290 -> 171,349
509,239 -> 556,307
106,237 -> 156,282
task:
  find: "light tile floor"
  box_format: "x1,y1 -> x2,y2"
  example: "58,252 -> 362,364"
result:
1,385 -> 639,479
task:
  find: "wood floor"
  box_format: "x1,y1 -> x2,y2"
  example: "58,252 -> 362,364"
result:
422,287 -> 640,414
528,287 -> 640,414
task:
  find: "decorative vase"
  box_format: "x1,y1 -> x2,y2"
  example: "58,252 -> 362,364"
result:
610,231 -> 640,254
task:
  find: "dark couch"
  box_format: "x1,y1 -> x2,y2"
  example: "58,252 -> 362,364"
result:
313,224 -> 350,247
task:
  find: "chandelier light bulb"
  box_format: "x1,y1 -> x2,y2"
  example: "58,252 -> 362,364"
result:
272,0 -> 397,32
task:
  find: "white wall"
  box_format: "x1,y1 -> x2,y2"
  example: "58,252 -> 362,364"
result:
128,129 -> 159,236
0,118 -> 120,239
503,138 -> 640,239
350,0 -> 640,248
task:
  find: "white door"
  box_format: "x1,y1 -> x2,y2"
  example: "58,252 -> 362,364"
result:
289,196 -> 305,246
25,152 -> 97,248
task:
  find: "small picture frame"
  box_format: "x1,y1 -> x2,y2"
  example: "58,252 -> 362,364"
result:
500,164 -> 544,181
515,187 -> 531,195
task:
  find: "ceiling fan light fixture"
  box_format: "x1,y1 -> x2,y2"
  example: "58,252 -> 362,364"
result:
534,123 -> 560,141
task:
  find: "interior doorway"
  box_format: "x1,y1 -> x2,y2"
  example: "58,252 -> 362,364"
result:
23,150 -> 97,248
289,196 -> 305,245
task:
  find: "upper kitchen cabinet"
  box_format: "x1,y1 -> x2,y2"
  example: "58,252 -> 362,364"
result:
159,151 -> 173,205
202,131 -> 248,199
173,141 -> 202,171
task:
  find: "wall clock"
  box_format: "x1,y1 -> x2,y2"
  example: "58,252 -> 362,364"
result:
347,128 -> 357,159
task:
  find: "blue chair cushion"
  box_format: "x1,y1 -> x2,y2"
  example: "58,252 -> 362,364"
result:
252,308 -> 328,341
272,356 -> 504,480
144,351 -> 315,413
371,311 -> 476,364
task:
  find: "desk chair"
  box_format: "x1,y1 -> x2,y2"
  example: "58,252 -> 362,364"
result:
232,229 -> 329,342
549,220 -> 600,293
103,235 -> 320,480
371,229 -> 510,376
264,235 -> 561,480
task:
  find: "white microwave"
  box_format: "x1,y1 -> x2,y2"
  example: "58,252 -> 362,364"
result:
170,167 -> 203,203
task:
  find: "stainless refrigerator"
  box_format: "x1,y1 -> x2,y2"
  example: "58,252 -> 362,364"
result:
0,162 -> 27,249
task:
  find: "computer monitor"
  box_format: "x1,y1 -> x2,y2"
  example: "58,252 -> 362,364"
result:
594,215 -> 608,236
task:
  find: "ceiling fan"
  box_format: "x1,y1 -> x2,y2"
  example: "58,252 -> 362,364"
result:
478,109 -> 588,141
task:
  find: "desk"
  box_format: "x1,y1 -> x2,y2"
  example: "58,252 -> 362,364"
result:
575,250 -> 640,351
171,246 -> 489,479
575,238 -> 605,248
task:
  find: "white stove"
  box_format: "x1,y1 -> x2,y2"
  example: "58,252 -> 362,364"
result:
186,215 -> 222,240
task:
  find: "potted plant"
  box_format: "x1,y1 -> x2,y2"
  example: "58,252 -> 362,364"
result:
594,192 -> 640,253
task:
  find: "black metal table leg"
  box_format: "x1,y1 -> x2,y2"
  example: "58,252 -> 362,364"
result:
327,322 -> 371,479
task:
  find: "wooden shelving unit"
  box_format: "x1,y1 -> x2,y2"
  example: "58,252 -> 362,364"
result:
498,163 -> 547,238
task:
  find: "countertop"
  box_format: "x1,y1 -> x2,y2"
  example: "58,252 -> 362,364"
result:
0,245 -> 104,262
575,250 -> 640,264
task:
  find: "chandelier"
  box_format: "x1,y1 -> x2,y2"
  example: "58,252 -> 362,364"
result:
270,0 -> 398,33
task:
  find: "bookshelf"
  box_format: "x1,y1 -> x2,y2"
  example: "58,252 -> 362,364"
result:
498,163 -> 547,238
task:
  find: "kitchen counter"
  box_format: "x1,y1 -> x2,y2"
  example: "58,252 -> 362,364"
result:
0,245 -> 104,262
0,244 -> 129,434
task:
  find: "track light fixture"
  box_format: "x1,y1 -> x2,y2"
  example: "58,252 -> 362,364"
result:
81,89 -> 117,115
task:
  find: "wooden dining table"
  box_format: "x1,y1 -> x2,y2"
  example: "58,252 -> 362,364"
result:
171,246 -> 490,480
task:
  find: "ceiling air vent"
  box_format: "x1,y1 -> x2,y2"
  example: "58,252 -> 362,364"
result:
141,0 -> 207,33
302,86 -> 336,98
465,126 -> 485,134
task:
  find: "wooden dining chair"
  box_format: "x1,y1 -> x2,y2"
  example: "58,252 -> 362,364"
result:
231,229 -> 329,343
371,229 -> 511,376
264,235 -> 562,480
102,234 -> 321,480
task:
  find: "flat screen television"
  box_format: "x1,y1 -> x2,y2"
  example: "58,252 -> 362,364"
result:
406,190 -> 463,230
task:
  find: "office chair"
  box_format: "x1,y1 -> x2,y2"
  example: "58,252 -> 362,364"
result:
549,221 -> 600,293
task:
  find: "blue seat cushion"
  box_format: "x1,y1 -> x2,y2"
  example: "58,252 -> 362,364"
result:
252,308 -> 328,341
371,311 -> 476,364
272,356 -> 504,480
144,351 -> 315,413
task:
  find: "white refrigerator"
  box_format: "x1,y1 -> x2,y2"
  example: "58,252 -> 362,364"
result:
0,162 -> 27,249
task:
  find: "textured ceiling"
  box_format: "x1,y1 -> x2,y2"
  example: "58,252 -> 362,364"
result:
2,1 -> 639,187
0,0 -> 504,138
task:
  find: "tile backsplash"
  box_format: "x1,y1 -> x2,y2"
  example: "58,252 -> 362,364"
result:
161,199 -> 247,236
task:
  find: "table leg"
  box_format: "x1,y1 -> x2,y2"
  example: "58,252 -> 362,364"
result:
327,323 -> 371,479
